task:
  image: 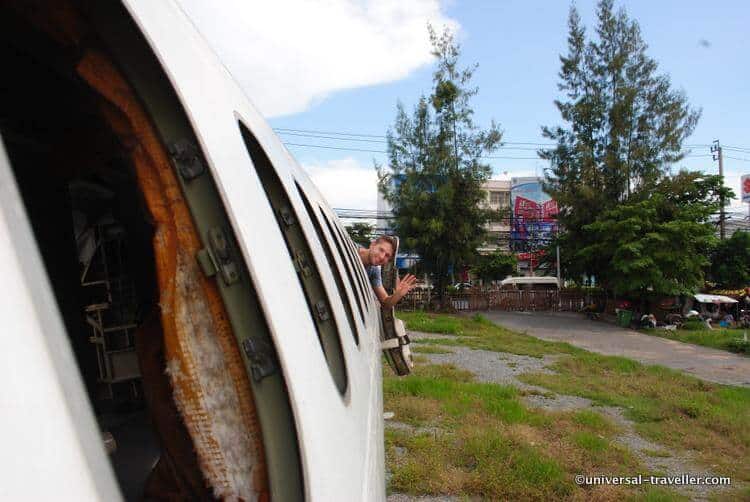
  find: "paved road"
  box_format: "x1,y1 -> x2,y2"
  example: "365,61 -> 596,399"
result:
482,311 -> 750,387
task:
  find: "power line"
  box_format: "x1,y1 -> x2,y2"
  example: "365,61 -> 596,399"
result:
482,155 -> 548,160
284,142 -> 386,154
279,131 -> 387,144
275,127 -> 385,139
275,127 -> 557,146
283,142 -> 724,161
278,131 -> 548,151
284,142 -> 542,159
275,128 -> 750,151
724,145 -> 750,153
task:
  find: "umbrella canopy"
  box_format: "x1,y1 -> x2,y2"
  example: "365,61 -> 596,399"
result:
694,294 -> 738,304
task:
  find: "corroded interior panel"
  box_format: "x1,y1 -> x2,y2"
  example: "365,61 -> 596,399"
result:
3,1 -> 270,499
77,51 -> 269,500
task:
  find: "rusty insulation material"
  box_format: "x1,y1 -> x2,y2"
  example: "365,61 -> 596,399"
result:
76,50 -> 268,501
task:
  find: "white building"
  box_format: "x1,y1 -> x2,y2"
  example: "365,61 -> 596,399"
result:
479,179 -> 511,253
375,177 -> 512,253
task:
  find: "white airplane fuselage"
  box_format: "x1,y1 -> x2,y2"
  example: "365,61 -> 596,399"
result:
0,1 -> 386,500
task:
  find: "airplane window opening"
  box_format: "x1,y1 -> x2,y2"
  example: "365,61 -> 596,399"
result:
238,122 -> 348,395
295,181 -> 361,345
332,217 -> 375,308
319,207 -> 371,320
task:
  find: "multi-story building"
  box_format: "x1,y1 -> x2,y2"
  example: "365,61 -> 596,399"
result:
479,179 -> 511,253
376,177 -> 512,254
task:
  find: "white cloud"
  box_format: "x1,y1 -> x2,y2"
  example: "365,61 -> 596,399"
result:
301,157 -> 378,210
175,0 -> 458,117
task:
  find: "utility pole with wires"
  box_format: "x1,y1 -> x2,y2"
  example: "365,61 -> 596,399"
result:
711,139 -> 726,240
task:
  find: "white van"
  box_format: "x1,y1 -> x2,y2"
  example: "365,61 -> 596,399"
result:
500,276 -> 561,290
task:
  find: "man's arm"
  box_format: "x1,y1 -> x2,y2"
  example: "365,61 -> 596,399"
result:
375,274 -> 417,309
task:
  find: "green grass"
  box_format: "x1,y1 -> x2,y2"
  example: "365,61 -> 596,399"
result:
393,311 -> 750,491
634,487 -> 689,502
384,363 -> 546,426
400,311 -> 582,358
643,327 -> 750,355
518,349 -> 750,480
411,345 -> 453,354
641,449 -> 672,458
384,363 -> 650,500
400,311 -> 464,334
572,409 -> 614,432
386,427 -> 574,500
571,431 -> 609,452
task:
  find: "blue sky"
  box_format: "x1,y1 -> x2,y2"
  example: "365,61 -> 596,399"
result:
180,0 -> 749,211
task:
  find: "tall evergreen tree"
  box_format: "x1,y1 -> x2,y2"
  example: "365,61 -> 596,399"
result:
541,0 -> 701,281
378,27 -> 502,296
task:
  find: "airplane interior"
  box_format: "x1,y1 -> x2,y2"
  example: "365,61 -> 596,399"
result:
0,3 -> 290,499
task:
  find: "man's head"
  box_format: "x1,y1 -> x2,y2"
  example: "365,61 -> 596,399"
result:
367,235 -> 396,267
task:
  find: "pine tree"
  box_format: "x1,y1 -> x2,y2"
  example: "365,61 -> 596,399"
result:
378,26 -> 502,297
542,0 -> 700,282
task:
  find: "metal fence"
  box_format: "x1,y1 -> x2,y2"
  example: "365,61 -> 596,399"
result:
400,288 -> 605,313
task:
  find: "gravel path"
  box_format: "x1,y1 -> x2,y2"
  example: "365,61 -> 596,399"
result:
482,311 -> 750,387
390,330 -> 735,501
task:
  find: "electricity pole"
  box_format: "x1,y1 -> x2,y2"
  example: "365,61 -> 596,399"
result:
711,139 -> 725,240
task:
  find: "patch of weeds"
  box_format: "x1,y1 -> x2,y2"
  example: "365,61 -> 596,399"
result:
412,345 -> 453,354
727,486 -> 750,501
521,388 -> 556,398
411,355 -> 429,364
727,337 -> 750,354
397,311 -> 582,358
641,449 -> 672,458
384,363 -> 651,499
682,319 -> 708,331
631,486 -> 689,501
385,395 -> 442,426
571,431 -> 609,453
396,312 -> 750,495
471,313 -> 493,326
398,311 -> 464,334
416,363 -> 475,382
519,350 -> 750,482
387,427 -> 572,500
643,326 -> 749,356
572,409 -> 615,434
385,364 -> 537,425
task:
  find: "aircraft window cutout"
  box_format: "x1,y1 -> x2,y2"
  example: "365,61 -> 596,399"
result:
335,220 -> 375,308
318,206 -> 370,326
295,181 -> 361,346
324,209 -> 373,309
239,122 -> 348,395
